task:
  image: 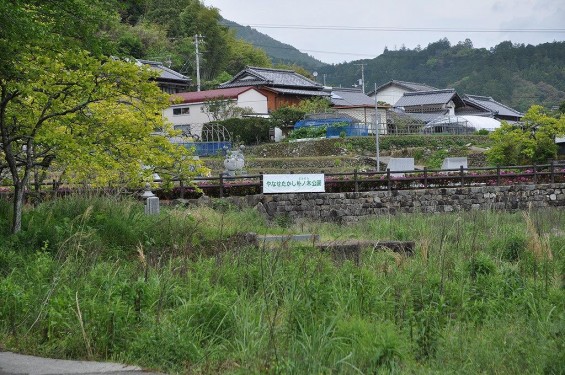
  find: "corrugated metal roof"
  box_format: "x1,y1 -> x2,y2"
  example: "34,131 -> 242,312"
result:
390,108 -> 448,123
330,88 -> 374,106
463,95 -> 523,118
171,87 -> 260,104
395,89 -> 461,107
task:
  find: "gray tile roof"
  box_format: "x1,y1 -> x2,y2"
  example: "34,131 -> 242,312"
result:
330,88 -> 375,106
463,95 -> 523,118
369,80 -> 438,95
138,59 -> 190,83
455,107 -> 493,117
395,89 -> 463,107
219,66 -> 322,89
266,87 -> 330,96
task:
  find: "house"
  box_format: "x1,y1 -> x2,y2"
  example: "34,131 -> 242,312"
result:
219,66 -> 329,111
138,59 -> 191,94
394,89 -> 465,122
330,87 -> 389,133
391,87 -> 523,133
368,80 -> 438,106
164,86 -> 268,138
461,94 -> 523,123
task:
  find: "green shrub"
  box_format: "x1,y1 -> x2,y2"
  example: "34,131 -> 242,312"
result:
215,118 -> 271,145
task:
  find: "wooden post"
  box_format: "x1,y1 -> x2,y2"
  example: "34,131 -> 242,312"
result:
219,174 -> 224,198
496,166 -> 501,186
460,165 -> 464,187
423,167 -> 428,188
387,168 -> 391,191
259,172 -> 264,194
354,169 -> 359,192
52,179 -> 57,192
533,163 -> 537,184
550,161 -> 555,184
179,180 -> 185,199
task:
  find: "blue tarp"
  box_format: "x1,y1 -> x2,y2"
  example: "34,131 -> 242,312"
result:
326,125 -> 369,137
294,118 -> 368,138
294,118 -> 353,129
181,142 -> 232,156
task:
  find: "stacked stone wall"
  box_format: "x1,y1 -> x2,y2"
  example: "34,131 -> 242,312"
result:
220,183 -> 565,223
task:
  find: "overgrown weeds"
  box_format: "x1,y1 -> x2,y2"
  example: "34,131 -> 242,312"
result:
0,197 -> 563,374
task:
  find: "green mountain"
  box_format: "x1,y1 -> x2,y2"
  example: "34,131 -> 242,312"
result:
316,39 -> 565,112
220,19 -> 327,72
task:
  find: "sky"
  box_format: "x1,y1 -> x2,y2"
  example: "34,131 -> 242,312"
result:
202,0 -> 565,64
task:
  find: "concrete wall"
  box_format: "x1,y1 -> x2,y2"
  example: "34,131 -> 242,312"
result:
220,183 -> 565,223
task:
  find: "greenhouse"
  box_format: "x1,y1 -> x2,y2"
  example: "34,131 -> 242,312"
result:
422,115 -> 501,134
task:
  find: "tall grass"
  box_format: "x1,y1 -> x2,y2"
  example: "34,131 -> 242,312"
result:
0,196 -> 564,374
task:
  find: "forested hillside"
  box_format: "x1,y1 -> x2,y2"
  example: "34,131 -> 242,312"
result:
102,1 -> 564,110
317,39 -> 565,112
114,0 -> 274,88
220,19 -> 327,71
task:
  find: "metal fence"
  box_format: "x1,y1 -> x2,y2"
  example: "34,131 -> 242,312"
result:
2,162 -> 564,200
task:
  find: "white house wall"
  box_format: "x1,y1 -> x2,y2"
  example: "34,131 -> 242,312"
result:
375,86 -> 410,106
237,90 -> 268,114
163,89 -> 268,137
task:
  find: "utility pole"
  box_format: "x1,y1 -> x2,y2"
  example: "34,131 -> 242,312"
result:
354,63 -> 366,93
374,83 -> 380,172
194,34 -> 203,91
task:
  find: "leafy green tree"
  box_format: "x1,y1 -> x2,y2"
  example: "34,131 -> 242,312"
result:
225,37 -> 272,75
270,107 -> 306,129
486,105 -> 565,166
217,118 -> 271,145
202,97 -> 253,122
296,97 -> 332,114
0,1 -> 205,234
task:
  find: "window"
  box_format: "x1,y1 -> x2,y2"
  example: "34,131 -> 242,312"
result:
173,107 -> 190,115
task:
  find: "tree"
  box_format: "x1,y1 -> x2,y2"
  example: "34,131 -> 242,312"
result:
486,105 -> 565,166
202,97 -> 253,122
270,107 -> 306,129
225,37 -> 272,75
0,1 -> 205,234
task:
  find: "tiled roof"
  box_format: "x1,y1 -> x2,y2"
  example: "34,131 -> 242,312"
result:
138,59 -> 190,83
463,95 -> 523,118
370,80 -> 438,95
265,87 -> 330,96
171,87 -> 259,104
395,89 -> 463,107
455,107 -> 493,117
331,88 -> 375,106
220,66 -> 322,89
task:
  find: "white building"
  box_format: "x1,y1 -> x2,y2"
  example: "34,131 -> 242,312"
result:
164,86 -> 268,138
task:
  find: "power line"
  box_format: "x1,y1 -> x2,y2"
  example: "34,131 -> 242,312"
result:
239,24 -> 565,33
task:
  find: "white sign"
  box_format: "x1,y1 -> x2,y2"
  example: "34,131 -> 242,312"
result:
263,174 -> 325,194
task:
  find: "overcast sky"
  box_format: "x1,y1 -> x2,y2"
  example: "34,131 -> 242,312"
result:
203,0 -> 565,64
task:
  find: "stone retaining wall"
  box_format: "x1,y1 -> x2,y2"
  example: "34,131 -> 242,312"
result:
213,183 -> 565,223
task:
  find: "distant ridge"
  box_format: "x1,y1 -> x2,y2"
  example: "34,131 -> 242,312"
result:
220,18 -> 328,71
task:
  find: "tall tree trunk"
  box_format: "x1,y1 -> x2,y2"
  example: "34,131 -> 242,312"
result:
11,181 -> 25,234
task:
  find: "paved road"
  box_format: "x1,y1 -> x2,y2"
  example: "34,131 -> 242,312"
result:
0,352 -> 163,375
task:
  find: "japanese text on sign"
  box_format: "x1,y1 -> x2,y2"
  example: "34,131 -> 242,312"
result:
263,174 -> 325,193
